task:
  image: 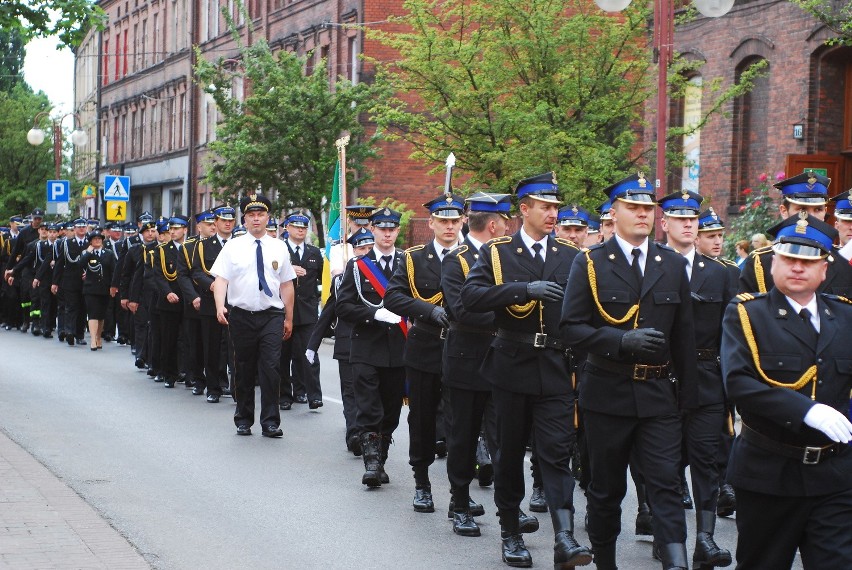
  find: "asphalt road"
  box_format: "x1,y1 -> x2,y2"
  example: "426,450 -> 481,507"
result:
0,327 -> 773,570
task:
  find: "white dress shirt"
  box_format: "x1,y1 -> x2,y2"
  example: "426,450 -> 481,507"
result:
519,226 -> 548,261
784,294 -> 820,333
210,233 -> 296,311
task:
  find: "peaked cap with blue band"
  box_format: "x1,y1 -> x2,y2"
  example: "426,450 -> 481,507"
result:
195,210 -> 215,224
596,200 -> 613,221
347,228 -> 375,247
774,170 -> 830,206
604,172 -> 657,205
697,208 -> 726,232
557,205 -> 592,226
767,212 -> 837,260
168,215 -> 189,228
369,207 -> 402,228
659,190 -> 703,217
515,172 -> 561,203
213,205 -> 236,220
587,215 -> 601,233
830,190 -> 852,221
465,192 -> 512,218
423,194 -> 464,219
285,212 -> 310,228
267,218 -> 279,229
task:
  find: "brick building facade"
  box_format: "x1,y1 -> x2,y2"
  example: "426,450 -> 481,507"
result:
659,0 -> 852,219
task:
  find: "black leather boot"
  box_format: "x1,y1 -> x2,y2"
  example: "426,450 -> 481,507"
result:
635,483 -> 653,535
592,543 -> 618,570
528,486 -> 547,512
500,513 -> 532,568
447,497 -> 485,518
681,474 -> 693,510
693,511 -> 732,569
378,434 -> 391,484
716,482 -> 736,517
518,509 -> 539,533
413,486 -> 434,513
551,509 -> 593,568
452,508 -> 481,537
658,542 -> 689,570
360,433 -> 382,488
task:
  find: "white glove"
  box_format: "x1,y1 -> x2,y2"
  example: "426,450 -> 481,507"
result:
803,403 -> 852,443
374,307 -> 402,324
305,349 -> 316,364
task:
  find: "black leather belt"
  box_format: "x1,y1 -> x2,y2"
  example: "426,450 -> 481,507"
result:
230,306 -> 284,316
741,423 -> 842,465
496,328 -> 564,350
696,348 -> 719,361
448,322 -> 496,336
413,320 -> 447,340
586,354 -> 671,381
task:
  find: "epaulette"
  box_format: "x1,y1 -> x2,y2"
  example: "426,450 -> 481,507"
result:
700,253 -> 727,267
656,243 -> 677,253
404,244 -> 426,254
450,244 -> 468,257
733,292 -> 766,303
720,257 -> 738,267
824,294 -> 852,305
554,237 -> 579,249
185,237 -> 198,243
749,245 -> 773,257
485,236 -> 512,248
585,242 -> 605,252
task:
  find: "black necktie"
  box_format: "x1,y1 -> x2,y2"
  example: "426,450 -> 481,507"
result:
295,245 -> 301,263
799,308 -> 818,343
441,248 -> 449,259
256,239 -> 273,297
381,255 -> 393,279
222,238 -> 227,245
631,248 -> 643,288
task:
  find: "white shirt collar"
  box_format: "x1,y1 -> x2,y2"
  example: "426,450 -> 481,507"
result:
519,226 -> 548,261
432,238 -> 458,261
614,233 -> 648,270
466,234 -> 484,253
785,294 -> 820,333
287,238 -> 304,252
682,247 -> 696,280
217,233 -> 231,242
373,245 -> 395,261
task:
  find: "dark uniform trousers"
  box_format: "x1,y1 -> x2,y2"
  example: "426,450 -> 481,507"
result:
230,306 -> 283,428
560,238 -> 698,549
154,241 -> 184,381
54,239 -> 88,340
385,242 -> 448,485
440,240 -> 499,506
462,231 -> 581,531
722,288 -> 852,569
336,250 -> 406,441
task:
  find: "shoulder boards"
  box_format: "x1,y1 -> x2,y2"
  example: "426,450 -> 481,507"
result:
701,254 -> 727,267
185,237 -> 198,243
485,236 -> 512,248
733,292 -> 766,303
586,242 -> 605,252
749,245 -> 773,257
823,294 -> 852,305
656,243 -> 677,253
719,257 -> 738,266
404,244 -> 426,253
451,244 -> 468,256
554,237 -> 579,249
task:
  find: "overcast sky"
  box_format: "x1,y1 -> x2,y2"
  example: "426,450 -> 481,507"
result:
22,35 -> 74,114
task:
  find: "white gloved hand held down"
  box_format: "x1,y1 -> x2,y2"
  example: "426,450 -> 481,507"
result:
803,403 -> 852,443
374,307 -> 402,324
305,349 -> 316,364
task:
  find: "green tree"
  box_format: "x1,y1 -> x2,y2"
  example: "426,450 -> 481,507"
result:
0,29 -> 26,92
0,84 -> 56,219
0,0 -> 106,48
194,38 -> 387,246
368,0 -> 764,207
791,0 -> 852,45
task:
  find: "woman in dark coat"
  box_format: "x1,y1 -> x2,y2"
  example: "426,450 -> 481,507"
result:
81,229 -> 115,350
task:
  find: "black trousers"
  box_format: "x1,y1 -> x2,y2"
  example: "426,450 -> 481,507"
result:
104,294 -> 119,338
158,309 -> 182,380
39,282 -> 56,332
446,386 -> 491,506
492,386 -> 576,531
338,360 -> 358,443
683,402 -> 724,512
583,409 -> 685,547
132,303 -> 149,362
352,363 -> 404,436
230,307 -> 283,429
200,314 -> 227,396
280,324 -> 322,402
181,315 -> 204,383
406,367 -> 442,484
717,404 -> 736,482
63,288 -> 86,339
734,486 -> 852,569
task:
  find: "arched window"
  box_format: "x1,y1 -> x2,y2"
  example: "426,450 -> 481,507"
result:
731,56 -> 770,205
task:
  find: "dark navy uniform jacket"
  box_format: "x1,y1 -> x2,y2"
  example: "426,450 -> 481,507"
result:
336,249 -> 406,369
560,238 -> 698,417
721,288 -> 852,496
461,230 -> 579,396
740,245 -> 852,296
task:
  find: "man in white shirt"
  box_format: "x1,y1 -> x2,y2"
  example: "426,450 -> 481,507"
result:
211,193 -> 295,437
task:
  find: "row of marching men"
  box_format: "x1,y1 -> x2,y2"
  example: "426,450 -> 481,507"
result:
311,169 -> 852,570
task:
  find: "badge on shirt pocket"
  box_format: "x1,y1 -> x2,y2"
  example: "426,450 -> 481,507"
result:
272,261 -> 279,270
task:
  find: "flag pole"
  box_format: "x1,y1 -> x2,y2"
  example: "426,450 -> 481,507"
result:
335,134 -> 351,261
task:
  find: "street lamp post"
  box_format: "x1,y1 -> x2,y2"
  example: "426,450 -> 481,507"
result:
27,111 -> 89,181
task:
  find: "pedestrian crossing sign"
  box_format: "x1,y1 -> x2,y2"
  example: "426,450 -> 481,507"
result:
106,201 -> 127,221
104,175 -> 130,201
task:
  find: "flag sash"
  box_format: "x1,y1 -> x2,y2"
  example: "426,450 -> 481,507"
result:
356,257 -> 408,336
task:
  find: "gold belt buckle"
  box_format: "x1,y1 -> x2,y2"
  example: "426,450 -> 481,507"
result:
632,365 -> 648,381
533,333 -> 547,349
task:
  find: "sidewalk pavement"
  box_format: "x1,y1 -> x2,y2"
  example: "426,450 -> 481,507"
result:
0,430 -> 150,570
